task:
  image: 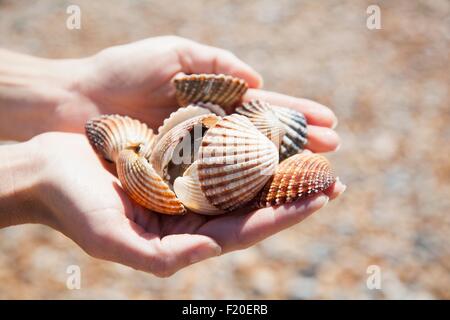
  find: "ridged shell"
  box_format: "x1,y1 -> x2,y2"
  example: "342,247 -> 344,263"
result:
191,102 -> 226,117
272,106 -> 308,161
117,149 -> 185,215
257,153 -> 335,207
197,114 -> 279,211
151,114 -> 220,183
156,105 -> 212,143
235,99 -> 286,149
173,162 -> 224,215
173,74 -> 248,112
85,114 -> 155,162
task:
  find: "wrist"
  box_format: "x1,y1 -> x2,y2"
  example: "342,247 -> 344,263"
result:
0,138 -> 49,227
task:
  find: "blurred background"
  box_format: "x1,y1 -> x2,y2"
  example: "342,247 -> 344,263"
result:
0,0 -> 449,299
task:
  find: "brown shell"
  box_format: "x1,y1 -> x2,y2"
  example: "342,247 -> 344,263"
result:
271,106 -> 308,161
116,149 -> 185,215
257,153 -> 335,207
85,114 -> 155,162
235,99 -> 286,149
197,114 -> 279,212
173,73 -> 248,112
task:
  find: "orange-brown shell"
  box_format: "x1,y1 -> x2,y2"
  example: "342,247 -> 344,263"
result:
173,74 -> 248,112
116,149 -> 186,215
258,153 -> 335,207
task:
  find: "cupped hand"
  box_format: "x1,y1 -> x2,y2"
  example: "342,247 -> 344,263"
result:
33,132 -> 345,277
58,36 -> 340,153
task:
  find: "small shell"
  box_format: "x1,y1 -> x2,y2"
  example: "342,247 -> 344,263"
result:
235,99 -> 286,149
85,114 -> 155,162
197,114 -> 279,212
272,106 -> 308,161
117,149 -> 186,215
173,162 -> 224,215
156,105 -> 212,143
151,114 -> 220,184
173,74 -> 248,112
257,153 -> 335,207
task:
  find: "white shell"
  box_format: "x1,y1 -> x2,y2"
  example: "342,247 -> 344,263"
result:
173,162 -> 224,215
156,105 -> 212,143
151,114 -> 220,183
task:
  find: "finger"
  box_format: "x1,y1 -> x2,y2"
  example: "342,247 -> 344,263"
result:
305,125 -> 341,153
199,191 -> 339,253
99,219 -> 221,277
243,89 -> 338,128
324,177 -> 347,200
178,40 -> 263,88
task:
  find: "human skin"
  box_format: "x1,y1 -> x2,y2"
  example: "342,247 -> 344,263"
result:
0,36 -> 345,277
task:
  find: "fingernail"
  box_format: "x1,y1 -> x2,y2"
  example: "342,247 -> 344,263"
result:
334,143 -> 341,152
332,118 -> 338,129
335,177 -> 347,195
256,74 -> 264,88
189,243 -> 222,264
316,194 -> 329,207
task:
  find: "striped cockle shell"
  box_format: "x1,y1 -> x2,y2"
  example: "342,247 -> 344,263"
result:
196,114 -> 279,212
85,114 -> 155,162
173,74 -> 248,112
151,114 -> 220,184
235,99 -> 286,149
257,153 -> 335,207
117,149 -> 185,215
272,106 -> 308,161
156,105 -> 213,143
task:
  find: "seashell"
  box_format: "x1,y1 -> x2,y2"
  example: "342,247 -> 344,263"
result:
117,149 -> 185,215
85,114 -> 155,162
151,114 -> 220,185
271,105 -> 308,161
173,162 -> 224,215
235,99 -> 286,149
190,102 -> 226,117
196,114 -> 279,212
257,153 -> 335,207
173,73 -> 248,112
156,105 -> 213,143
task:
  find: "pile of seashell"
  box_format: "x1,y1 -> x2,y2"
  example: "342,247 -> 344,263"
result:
85,74 -> 335,215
